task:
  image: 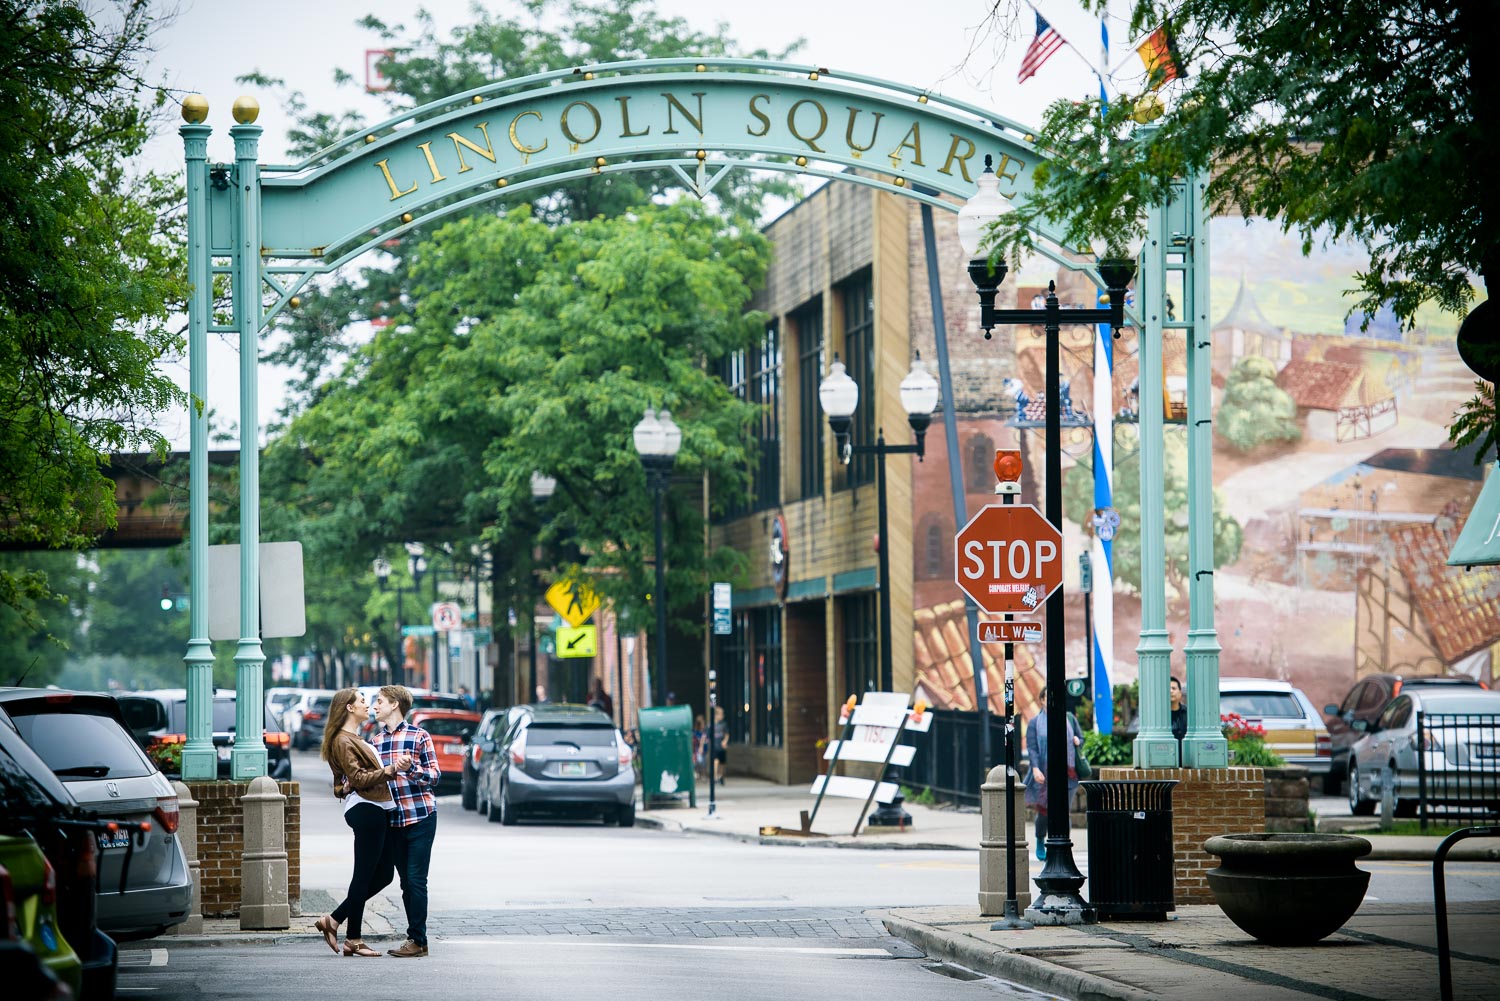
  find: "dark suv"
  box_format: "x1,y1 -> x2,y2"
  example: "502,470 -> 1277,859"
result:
1322,673 -> 1486,792
114,689 -> 292,781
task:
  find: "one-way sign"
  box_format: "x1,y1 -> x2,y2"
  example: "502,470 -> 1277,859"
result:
978,620 -> 1044,644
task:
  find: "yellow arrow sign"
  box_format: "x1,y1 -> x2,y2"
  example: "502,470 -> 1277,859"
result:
545,579 -> 600,627
556,624 -> 597,659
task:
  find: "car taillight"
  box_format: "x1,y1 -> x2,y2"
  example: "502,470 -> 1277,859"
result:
472,746 -> 483,763
510,733 -> 527,766
70,828 -> 98,881
616,731 -> 633,767
265,731 -> 291,747
39,859 -> 57,907
151,733 -> 187,747
1392,680 -> 1403,697
154,795 -> 181,834
305,712 -> 324,721
1315,734 -> 1332,757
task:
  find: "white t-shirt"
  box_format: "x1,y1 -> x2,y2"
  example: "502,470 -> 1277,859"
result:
344,786 -> 396,813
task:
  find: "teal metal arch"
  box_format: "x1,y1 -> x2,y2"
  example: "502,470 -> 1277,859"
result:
178,57 -> 1213,783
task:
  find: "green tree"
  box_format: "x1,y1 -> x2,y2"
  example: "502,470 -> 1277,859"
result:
984,0 -> 1493,460
82,548 -> 189,666
253,0 -> 802,400
0,552 -> 89,686
268,199 -> 769,647
1064,427 -> 1242,607
0,1 -> 186,625
1215,356 -> 1302,452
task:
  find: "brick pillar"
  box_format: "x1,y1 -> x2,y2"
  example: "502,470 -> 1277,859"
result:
169,781 -> 202,934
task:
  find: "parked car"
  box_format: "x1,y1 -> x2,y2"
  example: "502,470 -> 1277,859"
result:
0,689 -> 192,943
357,690 -> 471,741
290,693 -> 335,751
475,703 -> 636,827
1218,677 -> 1332,775
280,689 -> 335,749
406,709 -> 481,794
1346,687 -> 1500,817
1323,674 -> 1486,792
264,687 -> 307,727
461,708 -> 517,811
113,689 -> 293,781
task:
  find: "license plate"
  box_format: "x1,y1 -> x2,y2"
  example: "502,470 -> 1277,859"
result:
97,831 -> 131,851
559,761 -> 587,777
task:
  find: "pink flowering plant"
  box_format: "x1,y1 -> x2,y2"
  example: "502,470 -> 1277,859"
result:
1220,712 -> 1284,767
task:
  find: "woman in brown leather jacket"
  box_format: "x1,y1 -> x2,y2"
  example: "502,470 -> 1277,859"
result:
314,688 -> 403,957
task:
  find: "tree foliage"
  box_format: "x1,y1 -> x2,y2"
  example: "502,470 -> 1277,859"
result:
254,0 -> 802,400
983,0 -> 1492,328
1215,355 -> 1302,452
0,0 -> 186,624
1064,428 -> 1242,606
268,200 -> 770,640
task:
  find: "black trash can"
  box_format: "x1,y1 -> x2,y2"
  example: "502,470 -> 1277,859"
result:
1081,779 -> 1178,920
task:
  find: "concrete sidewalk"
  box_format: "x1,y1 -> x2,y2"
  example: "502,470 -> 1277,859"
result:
876,900 -> 1500,1001
636,776 -> 1500,861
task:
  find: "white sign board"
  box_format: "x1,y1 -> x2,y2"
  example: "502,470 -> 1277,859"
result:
806,692 -> 929,805
207,542 -> 307,641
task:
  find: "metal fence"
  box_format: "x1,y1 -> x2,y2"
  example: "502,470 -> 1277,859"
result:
904,708 -> 1012,806
1415,711 -> 1500,831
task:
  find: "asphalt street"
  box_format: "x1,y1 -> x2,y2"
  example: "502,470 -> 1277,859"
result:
114,749 -> 1500,1000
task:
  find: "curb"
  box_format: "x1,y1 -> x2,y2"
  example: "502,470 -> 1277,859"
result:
876,911 -> 1155,1001
636,814 -> 972,851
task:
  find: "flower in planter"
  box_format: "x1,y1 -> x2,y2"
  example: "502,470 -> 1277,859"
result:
1221,713 -> 1284,767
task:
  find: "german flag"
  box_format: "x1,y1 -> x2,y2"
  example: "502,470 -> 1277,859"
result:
1136,24 -> 1185,90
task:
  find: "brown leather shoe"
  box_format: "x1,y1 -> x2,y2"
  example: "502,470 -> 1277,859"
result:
387,939 -> 428,958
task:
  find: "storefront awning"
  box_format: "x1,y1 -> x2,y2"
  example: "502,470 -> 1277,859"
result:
1447,462 -> 1500,567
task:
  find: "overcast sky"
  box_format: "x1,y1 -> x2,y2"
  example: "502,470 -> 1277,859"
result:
138,0 -> 1154,447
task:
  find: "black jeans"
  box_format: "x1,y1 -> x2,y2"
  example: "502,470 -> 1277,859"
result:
391,813 -> 437,946
330,803 -> 393,939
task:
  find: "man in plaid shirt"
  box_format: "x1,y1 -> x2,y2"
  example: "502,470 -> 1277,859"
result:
372,685 -> 440,958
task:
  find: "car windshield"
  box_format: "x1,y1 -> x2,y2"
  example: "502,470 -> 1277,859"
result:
526,724 -> 615,747
416,717 -> 474,738
1220,692 -> 1305,718
8,707 -> 153,781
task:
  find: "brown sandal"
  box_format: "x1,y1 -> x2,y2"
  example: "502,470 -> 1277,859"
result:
342,939 -> 381,958
315,915 -> 339,953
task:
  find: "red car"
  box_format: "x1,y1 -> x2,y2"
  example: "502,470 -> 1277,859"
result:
406,709 -> 481,794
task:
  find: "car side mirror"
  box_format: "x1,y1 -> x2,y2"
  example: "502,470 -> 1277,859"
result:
1350,719 -> 1370,733
1324,704 -> 1338,717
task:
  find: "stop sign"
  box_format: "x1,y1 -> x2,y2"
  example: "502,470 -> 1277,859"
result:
953,504 -> 1063,614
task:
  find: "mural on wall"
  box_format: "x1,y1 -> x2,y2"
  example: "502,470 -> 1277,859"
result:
912,216 -> 1495,720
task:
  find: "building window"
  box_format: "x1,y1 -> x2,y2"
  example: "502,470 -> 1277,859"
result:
840,591 -> 879,696
751,607 -> 783,748
920,514 -> 953,579
840,272 -> 876,489
749,322 -> 781,511
714,611 -> 751,744
795,300 -> 824,499
966,433 -> 995,492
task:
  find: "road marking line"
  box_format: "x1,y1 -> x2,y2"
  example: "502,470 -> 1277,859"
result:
443,938 -> 888,957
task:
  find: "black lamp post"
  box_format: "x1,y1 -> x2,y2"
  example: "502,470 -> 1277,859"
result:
960,153 -> 1136,925
633,407 -> 681,707
529,471 -> 556,703
372,557 -> 410,685
818,352 -> 940,827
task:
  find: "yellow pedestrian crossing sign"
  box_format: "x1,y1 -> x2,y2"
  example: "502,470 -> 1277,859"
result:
545,579 -> 600,628
556,624 -> 597,659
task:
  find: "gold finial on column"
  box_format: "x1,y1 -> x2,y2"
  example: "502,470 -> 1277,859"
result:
231,96 -> 260,124
181,94 -> 209,123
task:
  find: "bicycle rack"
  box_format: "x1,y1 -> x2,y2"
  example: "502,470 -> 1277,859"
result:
1434,825 -> 1500,1001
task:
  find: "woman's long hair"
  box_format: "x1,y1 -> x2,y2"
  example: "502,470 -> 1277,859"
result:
319,687 -> 360,763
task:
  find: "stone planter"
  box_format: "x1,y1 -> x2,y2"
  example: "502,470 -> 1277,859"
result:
1203,833 -> 1371,945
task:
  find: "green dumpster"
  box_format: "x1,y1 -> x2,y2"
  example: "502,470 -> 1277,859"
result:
638,705 -> 696,808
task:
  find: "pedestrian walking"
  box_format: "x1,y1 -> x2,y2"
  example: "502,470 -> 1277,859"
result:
458,685 -> 477,711
586,676 -> 613,717
1023,688 -> 1082,862
372,685 -> 440,958
711,704 -> 728,783
315,687 -> 402,958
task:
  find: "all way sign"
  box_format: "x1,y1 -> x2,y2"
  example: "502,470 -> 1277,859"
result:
978,620 -> 1044,644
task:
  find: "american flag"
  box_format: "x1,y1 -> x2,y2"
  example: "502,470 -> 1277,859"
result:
1018,11 -> 1066,83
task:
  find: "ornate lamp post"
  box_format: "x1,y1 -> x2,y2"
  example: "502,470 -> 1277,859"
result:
633,408 -> 681,707
960,154 -> 1136,925
818,352 -> 939,826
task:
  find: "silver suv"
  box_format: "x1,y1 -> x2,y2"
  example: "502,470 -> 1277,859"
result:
0,689 -> 192,941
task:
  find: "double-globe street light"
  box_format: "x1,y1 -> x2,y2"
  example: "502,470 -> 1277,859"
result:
633,407 -> 682,707
818,352 -> 940,826
372,548 -> 430,687
959,154 -> 1135,926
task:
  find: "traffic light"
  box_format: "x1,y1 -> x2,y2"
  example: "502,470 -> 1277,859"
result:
159,585 -> 172,612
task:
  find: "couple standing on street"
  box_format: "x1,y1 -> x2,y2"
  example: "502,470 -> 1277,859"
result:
315,685 -> 439,958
